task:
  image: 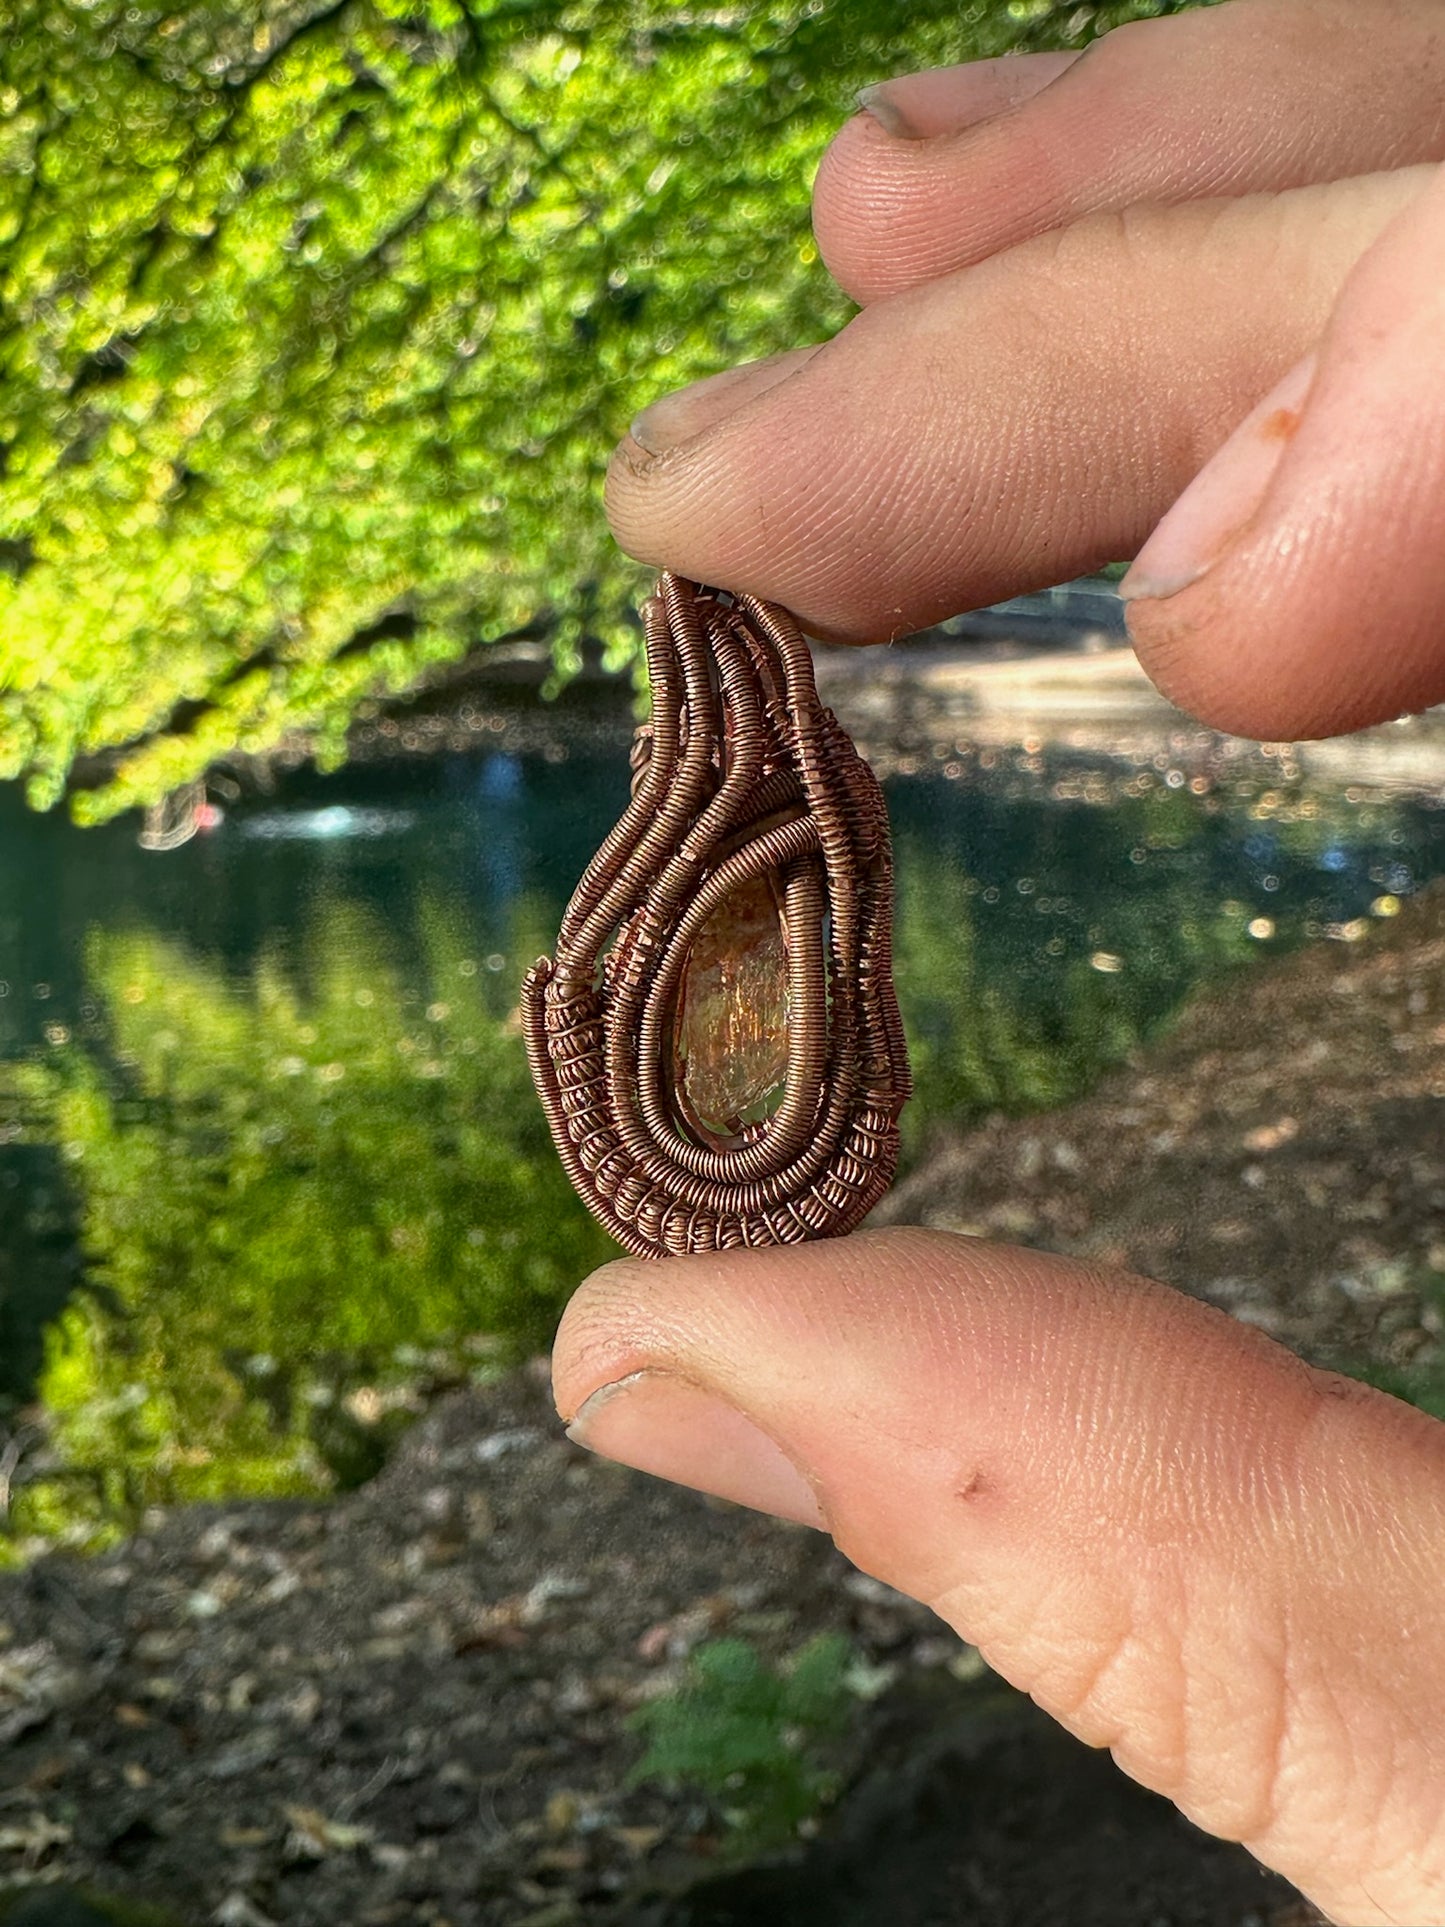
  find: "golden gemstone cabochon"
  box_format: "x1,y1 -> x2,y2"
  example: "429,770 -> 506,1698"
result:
674,872 -> 791,1142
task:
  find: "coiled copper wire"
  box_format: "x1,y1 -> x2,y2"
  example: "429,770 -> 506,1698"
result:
521,575 -> 911,1258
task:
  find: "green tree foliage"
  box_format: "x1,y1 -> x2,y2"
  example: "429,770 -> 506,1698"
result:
628,1634 -> 856,1852
3,898 -> 614,1554
0,0 -> 1205,822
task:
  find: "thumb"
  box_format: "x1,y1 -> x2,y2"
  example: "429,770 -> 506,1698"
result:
1122,160 -> 1445,739
552,1229 -> 1445,1927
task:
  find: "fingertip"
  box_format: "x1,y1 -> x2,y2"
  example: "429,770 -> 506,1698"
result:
1123,164 -> 1445,741
814,54 -> 1088,302
1128,584 -> 1445,741
607,431 -> 654,481
602,436 -> 671,570
604,347 -> 834,577
565,1366 -> 829,1529
553,1229 -> 960,1425
552,1253 -> 674,1422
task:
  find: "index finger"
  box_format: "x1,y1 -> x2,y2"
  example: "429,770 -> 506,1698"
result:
607,170 -> 1421,643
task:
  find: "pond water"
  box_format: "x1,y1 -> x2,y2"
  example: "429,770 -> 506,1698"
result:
1,718 -> 1442,1556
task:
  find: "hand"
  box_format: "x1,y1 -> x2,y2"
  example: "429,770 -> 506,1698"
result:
604,0 -> 1445,740
561,5 -> 1445,1923
555,1237 -> 1445,1927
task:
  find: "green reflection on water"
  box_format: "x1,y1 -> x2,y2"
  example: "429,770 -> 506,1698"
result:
2,896 -> 614,1556
887,764 -> 1409,1155
1,747 -> 1440,1557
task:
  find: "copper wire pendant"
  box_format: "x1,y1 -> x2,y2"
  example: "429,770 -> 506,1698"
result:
521,574 -> 910,1258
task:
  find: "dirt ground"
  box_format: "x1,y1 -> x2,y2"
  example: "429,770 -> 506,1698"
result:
2,891 -> 1441,1927
876,882 -> 1445,1375
0,1371 -> 1317,1927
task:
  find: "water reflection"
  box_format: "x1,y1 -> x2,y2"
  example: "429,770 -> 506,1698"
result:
1,899 -> 615,1556
239,804 -> 419,841
887,751 -> 1442,1151
1,741 -> 1441,1556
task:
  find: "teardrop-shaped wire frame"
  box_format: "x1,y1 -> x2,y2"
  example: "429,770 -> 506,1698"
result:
522,574 -> 911,1258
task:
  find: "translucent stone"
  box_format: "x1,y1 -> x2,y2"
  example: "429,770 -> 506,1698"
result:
676,874 -> 790,1139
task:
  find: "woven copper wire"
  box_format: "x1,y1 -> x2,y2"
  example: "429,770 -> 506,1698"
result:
521,574 -> 911,1258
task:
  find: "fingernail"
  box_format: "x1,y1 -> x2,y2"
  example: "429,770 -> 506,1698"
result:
858,51 -> 1080,140
566,1369 -> 827,1529
1121,353 -> 1318,604
854,83 -> 922,140
630,346 -> 819,458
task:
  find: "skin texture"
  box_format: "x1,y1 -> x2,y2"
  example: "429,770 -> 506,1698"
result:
812,0 -> 1445,300
565,4 -> 1445,1920
608,2 -> 1445,739
556,1236 -> 1445,1927
616,165 -> 1434,711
